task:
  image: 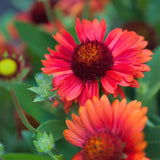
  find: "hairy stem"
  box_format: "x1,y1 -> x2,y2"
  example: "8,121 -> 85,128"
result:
10,88 -> 38,134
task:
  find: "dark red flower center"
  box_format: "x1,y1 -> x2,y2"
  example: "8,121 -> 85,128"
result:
71,40 -> 113,80
82,132 -> 124,160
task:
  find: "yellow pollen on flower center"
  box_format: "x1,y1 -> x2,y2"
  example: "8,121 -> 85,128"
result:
82,132 -> 123,160
0,58 -> 18,77
77,42 -> 101,65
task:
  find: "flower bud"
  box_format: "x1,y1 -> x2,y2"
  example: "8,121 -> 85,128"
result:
0,143 -> 4,156
33,132 -> 54,153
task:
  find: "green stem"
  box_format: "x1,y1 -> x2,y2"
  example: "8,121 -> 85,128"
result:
44,0 -> 54,23
48,151 -> 59,160
10,88 -> 38,134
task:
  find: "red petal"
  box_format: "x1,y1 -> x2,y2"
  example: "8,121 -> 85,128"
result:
105,28 -> 123,49
58,74 -> 84,101
79,80 -> 99,106
101,74 -> 117,94
63,129 -> 84,147
53,30 -> 76,51
112,31 -> 138,57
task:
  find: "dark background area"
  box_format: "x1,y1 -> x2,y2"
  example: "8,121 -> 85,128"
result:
0,0 -> 15,14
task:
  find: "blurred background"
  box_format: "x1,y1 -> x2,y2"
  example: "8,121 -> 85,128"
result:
0,0 -> 160,159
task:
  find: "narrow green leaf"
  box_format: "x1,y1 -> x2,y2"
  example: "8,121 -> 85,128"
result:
2,153 -> 52,160
33,96 -> 47,102
28,87 -> 40,94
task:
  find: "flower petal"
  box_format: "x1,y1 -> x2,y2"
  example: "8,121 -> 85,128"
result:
53,29 -> 76,51
63,129 -> 84,147
79,79 -> 99,105
111,31 -> 138,57
72,152 -> 83,160
58,74 -> 84,101
75,18 -> 106,42
101,73 -> 117,93
66,120 -> 88,140
105,28 -> 123,49
79,106 -> 95,134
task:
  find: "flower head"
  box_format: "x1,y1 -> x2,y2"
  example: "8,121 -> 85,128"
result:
0,32 -> 30,84
63,95 -> 149,160
42,18 -> 153,112
0,51 -> 29,81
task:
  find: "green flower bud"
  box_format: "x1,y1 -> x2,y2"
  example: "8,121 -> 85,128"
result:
0,143 -> 4,156
33,132 -> 54,153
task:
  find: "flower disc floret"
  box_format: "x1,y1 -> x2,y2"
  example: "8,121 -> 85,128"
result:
0,51 -> 30,81
0,58 -> 18,77
71,40 -> 113,80
82,132 -> 123,160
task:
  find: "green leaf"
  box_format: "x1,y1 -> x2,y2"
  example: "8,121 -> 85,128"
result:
146,0 -> 160,25
137,0 -> 151,11
37,120 -> 67,142
112,0 -> 139,21
21,131 -> 36,152
144,125 -> 160,158
34,96 -> 47,102
28,87 -> 40,94
2,153 -> 52,160
14,83 -> 54,123
14,22 -> 57,73
135,46 -> 160,113
28,73 -> 56,102
56,138 -> 80,160
144,47 -> 160,86
14,22 -> 56,58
